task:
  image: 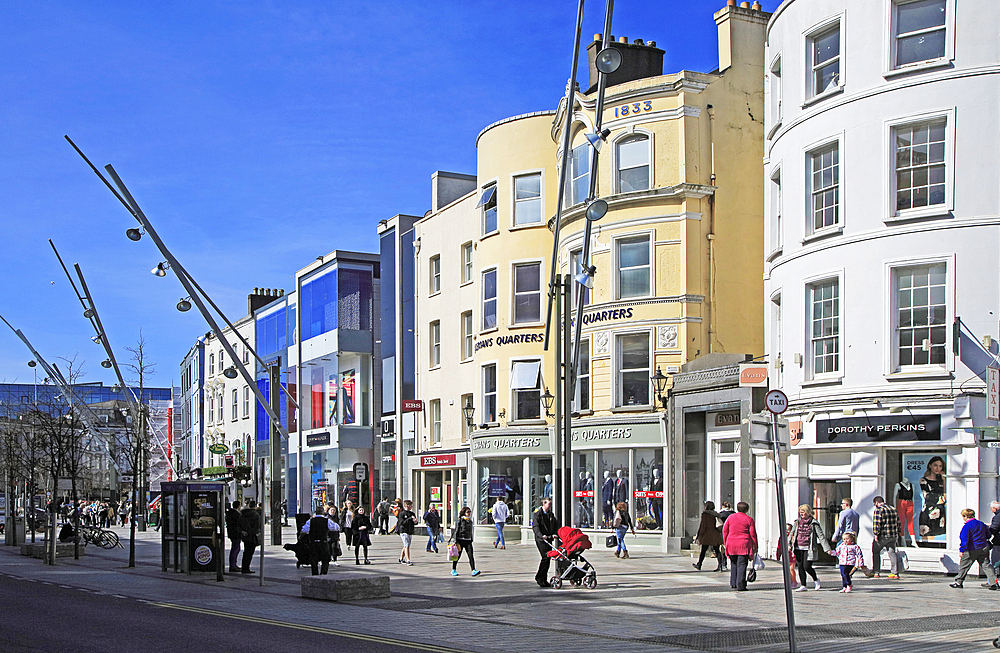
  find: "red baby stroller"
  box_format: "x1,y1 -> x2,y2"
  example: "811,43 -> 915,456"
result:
545,526 -> 598,589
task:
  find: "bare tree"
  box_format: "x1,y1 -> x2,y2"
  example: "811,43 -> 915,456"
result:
121,331 -> 155,568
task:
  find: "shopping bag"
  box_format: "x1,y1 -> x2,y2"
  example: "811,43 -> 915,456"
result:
437,531 -> 444,543
747,568 -> 757,583
448,543 -> 460,561
605,535 -> 617,548
753,554 -> 766,570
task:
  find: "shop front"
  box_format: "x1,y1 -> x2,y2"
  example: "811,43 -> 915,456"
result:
408,449 -> 469,531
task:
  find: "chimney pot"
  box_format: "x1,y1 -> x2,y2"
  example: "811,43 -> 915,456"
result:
254,287 -> 259,294
648,41 -> 656,47
618,36 -> 628,43
740,1 -> 750,6
727,0 -> 736,5
594,33 -> 602,42
751,1 -> 761,8
633,38 -> 644,45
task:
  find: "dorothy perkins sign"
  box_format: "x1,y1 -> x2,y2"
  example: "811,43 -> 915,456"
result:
816,415 -> 941,443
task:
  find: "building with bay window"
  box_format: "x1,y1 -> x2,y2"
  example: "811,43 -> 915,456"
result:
763,0 -> 1000,571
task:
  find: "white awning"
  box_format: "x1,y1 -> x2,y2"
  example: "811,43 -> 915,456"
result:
509,361 -> 540,390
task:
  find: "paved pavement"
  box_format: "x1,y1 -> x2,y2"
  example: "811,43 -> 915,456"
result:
3,526 -> 1000,652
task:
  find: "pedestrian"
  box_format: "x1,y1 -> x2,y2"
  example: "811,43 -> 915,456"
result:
834,532 -> 864,593
302,507 -> 338,575
776,523 -> 799,589
872,495 -> 901,579
225,500 -> 245,573
693,501 -> 725,571
791,504 -> 834,591
423,504 -> 441,553
397,499 -> 417,565
377,498 -> 391,535
988,501 -> 1000,572
532,497 -> 560,588
492,497 -> 509,549
342,500 -> 355,549
832,497 -> 860,544
612,501 -> 636,559
240,499 -> 261,574
327,505 -> 343,565
722,501 -> 758,591
352,504 -> 373,565
717,501 -> 735,524
950,508 -> 998,589
449,506 -> 479,576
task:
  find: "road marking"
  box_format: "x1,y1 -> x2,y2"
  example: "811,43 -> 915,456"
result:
151,603 -> 466,653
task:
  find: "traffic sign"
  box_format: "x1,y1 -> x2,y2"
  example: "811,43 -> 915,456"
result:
766,389 -> 788,415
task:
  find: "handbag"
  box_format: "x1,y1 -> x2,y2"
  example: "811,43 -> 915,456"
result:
753,554 -> 766,570
605,535 -> 617,548
747,568 -> 757,583
447,543 -> 461,561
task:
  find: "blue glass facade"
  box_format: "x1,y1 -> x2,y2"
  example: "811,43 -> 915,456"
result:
256,307 -> 287,358
300,270 -> 338,340
0,383 -> 171,416
400,230 -> 416,402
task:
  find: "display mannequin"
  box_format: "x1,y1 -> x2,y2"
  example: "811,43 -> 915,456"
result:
579,471 -> 594,528
505,467 -> 522,517
895,478 -> 915,546
649,468 -> 663,529
543,474 -> 553,499
601,470 -> 615,526
613,469 -> 629,505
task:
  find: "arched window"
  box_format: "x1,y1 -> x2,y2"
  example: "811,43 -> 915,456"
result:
616,134 -> 650,192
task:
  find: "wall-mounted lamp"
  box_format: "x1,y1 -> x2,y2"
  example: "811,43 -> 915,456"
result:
462,398 -> 476,428
650,366 -> 670,409
793,353 -> 803,366
889,406 -> 904,414
541,388 -> 555,418
805,412 -> 816,422
842,408 -> 856,416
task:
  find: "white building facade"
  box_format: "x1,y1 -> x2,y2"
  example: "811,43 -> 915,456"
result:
763,0 -> 1000,571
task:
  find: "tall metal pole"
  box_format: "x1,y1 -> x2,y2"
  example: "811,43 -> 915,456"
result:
562,275 -> 573,526
269,364 -> 282,547
771,410 -> 797,653
553,277 -> 565,526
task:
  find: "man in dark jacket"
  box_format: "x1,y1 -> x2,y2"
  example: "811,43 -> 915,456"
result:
302,507 -> 337,575
988,501 -> 1000,573
377,499 -> 391,535
423,505 -> 441,553
225,500 -> 245,572
241,499 -> 262,574
532,497 -> 560,587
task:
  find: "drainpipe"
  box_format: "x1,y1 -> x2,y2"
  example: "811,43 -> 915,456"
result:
707,104 -> 717,353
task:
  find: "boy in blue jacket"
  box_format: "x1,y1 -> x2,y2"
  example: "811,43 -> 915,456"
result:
950,508 -> 997,589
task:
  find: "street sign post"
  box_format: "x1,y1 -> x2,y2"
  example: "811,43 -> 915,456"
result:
765,388 -> 796,653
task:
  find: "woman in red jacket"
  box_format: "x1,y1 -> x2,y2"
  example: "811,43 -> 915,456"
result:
722,501 -> 758,591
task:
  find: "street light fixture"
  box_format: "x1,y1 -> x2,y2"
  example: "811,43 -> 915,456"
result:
126,227 -> 144,242
585,128 -> 612,152
585,198 -> 608,222
541,388 -> 555,418
462,398 -> 475,428
223,366 -> 238,379
650,366 -> 670,409
595,46 -> 622,74
83,308 -> 95,319
101,359 -> 112,369
176,297 -> 192,312
91,334 -> 103,344
574,263 -> 597,290
151,262 -> 170,277
27,360 -> 36,368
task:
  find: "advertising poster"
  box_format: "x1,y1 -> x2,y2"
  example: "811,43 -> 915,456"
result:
430,486 -> 441,502
901,452 -> 947,545
327,377 -> 339,426
341,369 -> 356,425
488,475 -> 507,498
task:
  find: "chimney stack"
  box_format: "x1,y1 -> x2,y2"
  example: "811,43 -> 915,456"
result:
586,33 -> 665,94
248,287 -> 286,315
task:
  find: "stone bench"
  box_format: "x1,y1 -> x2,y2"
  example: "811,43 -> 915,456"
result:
19,542 -> 88,559
301,573 -> 390,601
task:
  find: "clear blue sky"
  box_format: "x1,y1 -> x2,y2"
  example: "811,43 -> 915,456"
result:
0,1 -> 781,389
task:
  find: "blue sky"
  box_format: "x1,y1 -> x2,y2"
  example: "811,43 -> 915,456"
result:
0,0 -> 780,389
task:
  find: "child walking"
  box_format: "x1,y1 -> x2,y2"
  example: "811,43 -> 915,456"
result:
834,532 -> 864,593
776,523 -> 799,589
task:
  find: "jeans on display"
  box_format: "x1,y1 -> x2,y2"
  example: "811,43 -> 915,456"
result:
729,554 -> 750,590
495,522 -> 505,547
426,526 -> 439,552
872,537 -> 898,575
615,526 -> 628,554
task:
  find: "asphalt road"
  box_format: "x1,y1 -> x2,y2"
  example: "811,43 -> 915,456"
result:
0,575 -> 457,653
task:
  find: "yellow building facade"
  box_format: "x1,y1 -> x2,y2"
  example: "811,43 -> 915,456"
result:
411,3 -> 769,550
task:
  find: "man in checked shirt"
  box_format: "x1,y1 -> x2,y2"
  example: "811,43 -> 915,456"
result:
872,496 -> 901,579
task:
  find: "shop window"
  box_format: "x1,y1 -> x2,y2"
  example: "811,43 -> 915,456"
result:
478,184 -> 498,235
429,255 -> 441,295
894,263 -> 947,368
529,457 -> 553,522
572,451 -> 596,529
482,364 -> 497,423
616,332 -> 650,407
886,451 -> 947,547
513,173 -> 542,226
569,142 -> 590,206
573,338 -> 590,412
512,262 -> 541,324
482,269 -> 497,331
429,399 -> 441,445
617,235 -> 651,299
634,448 -> 663,531
599,451 -> 629,529
510,360 -> 541,421
478,459 -> 523,525
616,134 -> 650,193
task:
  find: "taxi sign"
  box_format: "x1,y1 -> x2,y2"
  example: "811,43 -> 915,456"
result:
765,389 -> 788,415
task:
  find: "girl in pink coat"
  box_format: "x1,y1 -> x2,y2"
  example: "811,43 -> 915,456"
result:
722,501 -> 758,591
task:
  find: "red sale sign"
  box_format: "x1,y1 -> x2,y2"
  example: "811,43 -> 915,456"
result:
573,490 -> 595,498
633,490 -> 664,499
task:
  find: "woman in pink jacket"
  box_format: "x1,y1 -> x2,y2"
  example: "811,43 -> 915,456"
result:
722,501 -> 758,591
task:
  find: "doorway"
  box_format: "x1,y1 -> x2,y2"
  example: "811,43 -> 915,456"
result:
713,439 -> 740,507
812,480 -> 851,561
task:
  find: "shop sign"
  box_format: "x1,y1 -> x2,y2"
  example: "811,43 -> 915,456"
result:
402,400 -> 423,413
714,411 -> 741,427
573,490 -> 595,498
816,415 -> 941,443
475,332 -> 544,352
381,419 -> 395,436
633,490 -> 664,499
307,432 -> 331,447
208,443 -> 229,455
471,434 -> 549,454
738,363 -> 768,388
988,367 -> 999,421
570,422 -> 662,447
421,454 -> 456,467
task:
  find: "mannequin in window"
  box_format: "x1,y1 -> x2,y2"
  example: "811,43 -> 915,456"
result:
543,474 -> 553,499
613,469 -> 629,505
601,470 -> 615,526
576,471 -> 594,529
505,467 -> 522,518
894,478 -> 915,547
649,467 -> 663,530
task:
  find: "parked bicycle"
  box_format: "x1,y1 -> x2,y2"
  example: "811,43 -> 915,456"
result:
79,524 -> 122,549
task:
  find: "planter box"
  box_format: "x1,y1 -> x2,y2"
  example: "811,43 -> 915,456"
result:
301,573 -> 390,601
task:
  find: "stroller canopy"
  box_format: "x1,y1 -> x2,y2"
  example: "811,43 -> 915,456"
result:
557,527 -> 592,554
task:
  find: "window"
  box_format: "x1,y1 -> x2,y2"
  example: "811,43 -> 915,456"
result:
510,360 -> 541,421
429,321 -> 441,367
209,353 -> 215,375
895,264 -> 946,367
243,346 -> 249,364
573,338 -> 590,412
810,280 -> 840,376
513,173 -> 542,226
429,255 -> 441,294
808,23 -> 841,98
232,389 -> 238,421
893,0 -> 946,68
460,393 -> 473,443
478,184 -> 497,235
482,269 -> 497,330
570,249 -> 590,308
461,242 -> 473,284
617,235 -> 651,299
243,385 -> 250,418
769,55 -> 782,133
429,399 -> 441,445
482,364 -> 497,423
512,262 -> 541,324
809,143 -> 839,233
218,392 -> 224,424
219,350 -> 224,370
570,143 -> 590,206
771,294 -> 782,387
769,168 -> 783,254
461,311 -> 474,360
617,333 -> 650,407
208,395 -> 214,423
617,135 -> 650,192
894,120 -> 945,212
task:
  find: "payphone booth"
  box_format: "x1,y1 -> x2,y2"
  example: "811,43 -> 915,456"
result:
160,481 -> 225,580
